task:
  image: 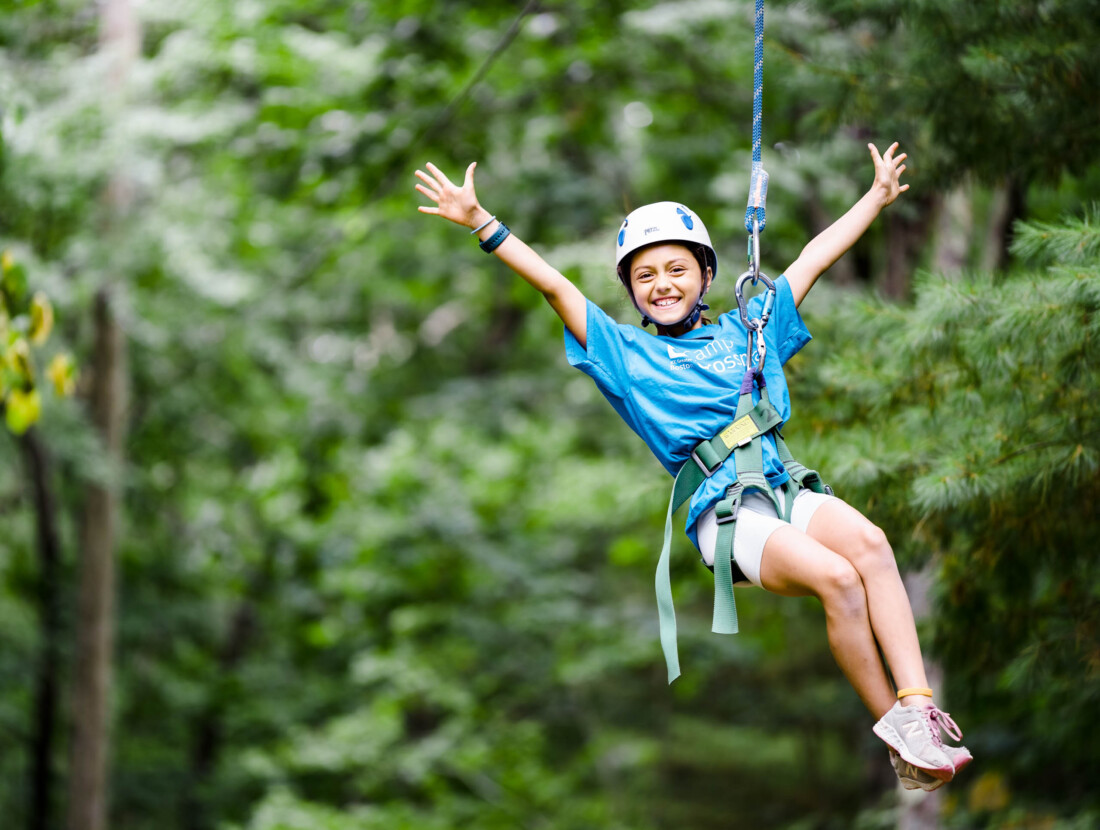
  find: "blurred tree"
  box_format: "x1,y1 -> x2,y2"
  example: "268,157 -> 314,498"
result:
791,0 -> 1100,276
67,0 -> 139,828
0,2 -> 1097,830
2,264 -> 72,830
786,209 -> 1100,822
2,250 -> 75,830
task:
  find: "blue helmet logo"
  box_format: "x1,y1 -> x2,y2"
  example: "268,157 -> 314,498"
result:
676,206 -> 694,230
617,218 -> 628,247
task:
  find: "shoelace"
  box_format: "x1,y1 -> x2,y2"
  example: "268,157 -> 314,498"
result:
926,707 -> 964,744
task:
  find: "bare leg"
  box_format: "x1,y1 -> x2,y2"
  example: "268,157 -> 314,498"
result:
804,500 -> 932,710
759,526 -> 897,717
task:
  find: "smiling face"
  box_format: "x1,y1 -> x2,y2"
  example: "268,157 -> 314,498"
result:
629,243 -> 712,332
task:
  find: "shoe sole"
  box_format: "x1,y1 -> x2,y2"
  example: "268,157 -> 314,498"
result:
900,776 -> 946,792
874,721 -> 955,782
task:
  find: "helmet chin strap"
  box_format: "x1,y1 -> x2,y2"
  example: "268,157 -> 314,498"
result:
643,281 -> 711,335
650,299 -> 709,336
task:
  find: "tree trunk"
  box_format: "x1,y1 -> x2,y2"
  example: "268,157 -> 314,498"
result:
931,186 -> 973,278
182,541 -> 276,830
20,429 -> 63,830
881,196 -> 936,301
67,291 -> 128,830
982,177 -> 1027,272
66,4 -> 138,829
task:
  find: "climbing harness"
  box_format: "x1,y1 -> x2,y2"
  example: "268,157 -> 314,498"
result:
653,277 -> 832,683
651,0 -> 831,683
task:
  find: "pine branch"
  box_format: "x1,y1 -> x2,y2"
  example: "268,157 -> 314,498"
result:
1011,204 -> 1100,265
992,427 -> 1100,468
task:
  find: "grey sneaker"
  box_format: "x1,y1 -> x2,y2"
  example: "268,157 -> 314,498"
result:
890,745 -> 972,791
890,749 -> 944,791
873,702 -> 960,781
945,743 -> 973,775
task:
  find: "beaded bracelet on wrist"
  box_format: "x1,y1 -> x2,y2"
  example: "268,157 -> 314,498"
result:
470,215 -> 496,235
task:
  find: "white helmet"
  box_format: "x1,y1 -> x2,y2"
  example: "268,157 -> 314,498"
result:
614,201 -> 718,328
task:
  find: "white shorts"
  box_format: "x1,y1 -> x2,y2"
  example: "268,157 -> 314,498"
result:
696,485 -> 838,588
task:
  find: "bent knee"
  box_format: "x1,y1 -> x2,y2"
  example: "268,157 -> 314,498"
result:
819,559 -> 866,616
849,523 -> 896,574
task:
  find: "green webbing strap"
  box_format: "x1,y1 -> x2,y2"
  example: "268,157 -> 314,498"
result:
655,396 -> 783,683
711,438 -> 797,636
774,431 -> 830,495
655,485 -> 683,682
711,479 -> 796,630
711,489 -> 742,634
710,381 -> 773,635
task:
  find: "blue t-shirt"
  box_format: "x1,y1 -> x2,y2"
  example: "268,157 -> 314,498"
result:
564,275 -> 812,549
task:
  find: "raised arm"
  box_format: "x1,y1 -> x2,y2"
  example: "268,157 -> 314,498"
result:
415,162 -> 589,348
785,142 -> 909,307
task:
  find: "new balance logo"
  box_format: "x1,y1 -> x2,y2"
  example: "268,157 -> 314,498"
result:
903,721 -> 923,739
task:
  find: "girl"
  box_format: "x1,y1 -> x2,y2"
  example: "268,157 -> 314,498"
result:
414,143 -> 971,787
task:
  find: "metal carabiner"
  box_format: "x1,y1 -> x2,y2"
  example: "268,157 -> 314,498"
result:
735,269 -> 776,332
744,319 -> 768,371
755,325 -> 768,368
737,265 -> 775,372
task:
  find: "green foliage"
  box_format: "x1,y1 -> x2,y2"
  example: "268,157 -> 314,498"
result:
793,0 -> 1100,186
0,250 -> 71,434
0,1 -> 1097,829
788,212 -> 1100,818
1011,205 -> 1100,266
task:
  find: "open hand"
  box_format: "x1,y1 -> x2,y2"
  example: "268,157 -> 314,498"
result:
868,142 -> 909,207
415,162 -> 484,229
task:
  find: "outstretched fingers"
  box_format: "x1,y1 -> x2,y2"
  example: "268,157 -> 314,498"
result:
424,161 -> 457,191
415,168 -> 441,193
868,141 -> 911,200
414,160 -> 484,227
890,148 -> 910,193
414,173 -> 440,213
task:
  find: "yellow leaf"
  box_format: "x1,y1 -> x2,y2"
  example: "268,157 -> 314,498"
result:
968,770 -> 1010,812
1,250 -> 12,273
47,353 -> 77,397
30,292 -> 54,345
5,387 -> 41,435
5,340 -> 33,382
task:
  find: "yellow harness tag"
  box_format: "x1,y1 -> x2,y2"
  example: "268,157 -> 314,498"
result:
718,415 -> 759,449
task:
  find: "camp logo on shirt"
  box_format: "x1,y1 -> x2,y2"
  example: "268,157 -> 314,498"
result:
667,340 -> 750,374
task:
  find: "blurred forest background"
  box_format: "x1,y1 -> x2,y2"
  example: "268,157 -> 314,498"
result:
1,1 -> 1098,829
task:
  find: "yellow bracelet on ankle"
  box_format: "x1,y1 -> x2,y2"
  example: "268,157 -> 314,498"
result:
896,687 -> 934,699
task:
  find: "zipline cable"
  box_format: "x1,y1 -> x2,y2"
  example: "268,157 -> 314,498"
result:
744,0 -> 769,241
735,0 -> 772,345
